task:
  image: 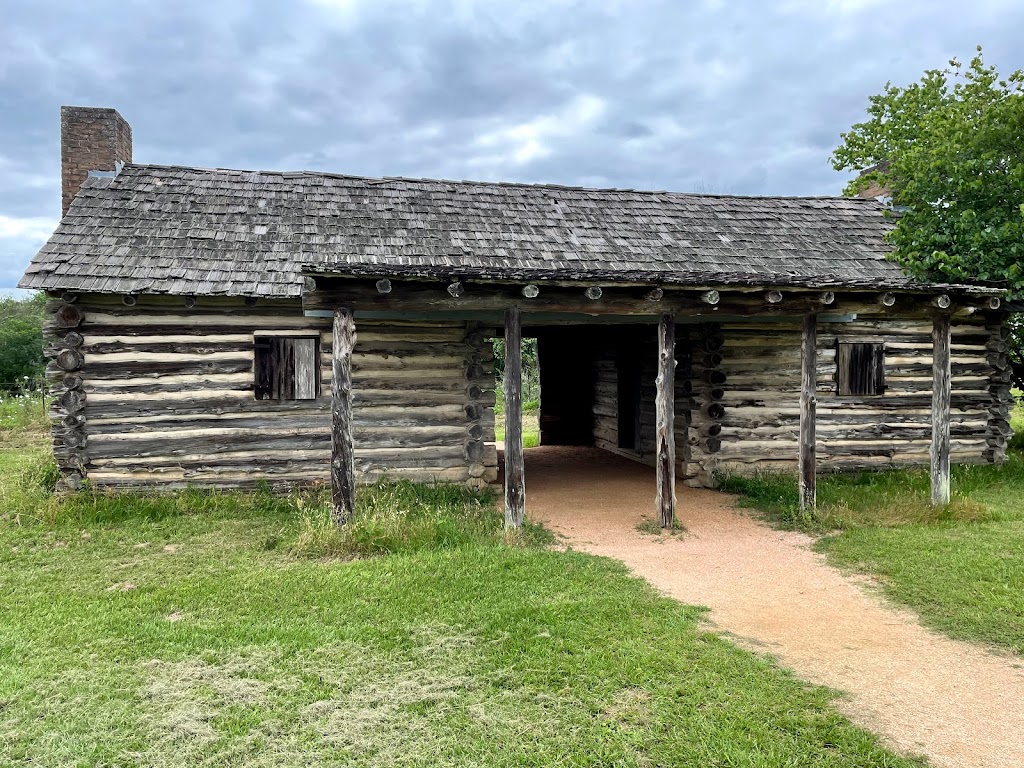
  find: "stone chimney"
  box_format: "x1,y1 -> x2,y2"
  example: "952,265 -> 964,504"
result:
60,106 -> 132,217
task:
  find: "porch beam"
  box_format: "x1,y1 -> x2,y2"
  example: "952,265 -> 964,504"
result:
931,312 -> 952,505
799,312 -> 817,513
331,307 -> 356,525
656,313 -> 677,527
504,306 -> 525,528
305,278 -> 983,320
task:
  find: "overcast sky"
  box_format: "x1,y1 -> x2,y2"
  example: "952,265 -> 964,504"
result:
2,0 -> 1023,294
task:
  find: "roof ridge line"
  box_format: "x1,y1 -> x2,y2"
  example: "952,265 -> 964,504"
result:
122,163 -> 877,202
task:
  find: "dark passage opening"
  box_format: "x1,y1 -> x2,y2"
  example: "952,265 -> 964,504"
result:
534,327 -> 597,446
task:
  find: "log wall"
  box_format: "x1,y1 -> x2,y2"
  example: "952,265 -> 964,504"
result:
44,292 -> 1008,492
587,312 -> 1009,485
45,294 -> 497,490
711,311 -> 1011,478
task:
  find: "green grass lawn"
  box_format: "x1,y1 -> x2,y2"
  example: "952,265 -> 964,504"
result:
494,403 -> 541,448
0,443 -> 920,766
723,439 -> 1024,655
0,389 -> 49,451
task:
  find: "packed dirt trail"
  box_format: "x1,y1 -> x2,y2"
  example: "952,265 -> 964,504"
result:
524,446 -> 1024,768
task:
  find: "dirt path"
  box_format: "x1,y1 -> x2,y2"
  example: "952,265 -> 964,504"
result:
524,446 -> 1024,768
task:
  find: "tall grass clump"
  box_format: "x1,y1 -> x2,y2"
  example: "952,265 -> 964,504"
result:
0,454 -> 318,528
0,448 -> 60,523
0,382 -> 49,446
293,479 -> 550,558
718,471 -> 805,526
1008,394 -> 1024,452
720,466 -> 990,531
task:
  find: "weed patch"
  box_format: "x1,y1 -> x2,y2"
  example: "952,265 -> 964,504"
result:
635,517 -> 686,536
720,467 -> 991,531
293,479 -> 551,559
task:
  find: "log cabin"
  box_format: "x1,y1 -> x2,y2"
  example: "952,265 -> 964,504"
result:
20,106 -> 1012,526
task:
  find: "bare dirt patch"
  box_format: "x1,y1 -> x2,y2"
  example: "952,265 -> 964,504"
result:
526,446 -> 1024,768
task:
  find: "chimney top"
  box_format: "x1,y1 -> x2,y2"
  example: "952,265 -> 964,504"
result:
60,106 -> 132,217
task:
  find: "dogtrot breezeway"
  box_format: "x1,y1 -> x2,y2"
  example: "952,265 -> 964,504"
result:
520,444 -> 1024,768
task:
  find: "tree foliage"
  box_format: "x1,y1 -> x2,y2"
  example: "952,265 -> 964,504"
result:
832,47 -> 1024,386
0,293 -> 47,386
492,337 -> 540,405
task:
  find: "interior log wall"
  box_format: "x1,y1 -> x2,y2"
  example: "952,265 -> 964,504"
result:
46,294 -> 497,490
591,327 -> 692,475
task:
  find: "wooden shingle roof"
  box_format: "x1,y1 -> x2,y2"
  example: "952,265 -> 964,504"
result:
21,163 -> 936,298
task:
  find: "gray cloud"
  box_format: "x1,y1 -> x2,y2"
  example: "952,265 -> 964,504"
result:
2,0 -> 1023,291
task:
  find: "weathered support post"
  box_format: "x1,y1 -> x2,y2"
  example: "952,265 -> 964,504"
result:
656,313 -> 676,527
931,312 -> 952,506
331,307 -> 356,525
799,312 -> 817,513
504,306 -> 525,528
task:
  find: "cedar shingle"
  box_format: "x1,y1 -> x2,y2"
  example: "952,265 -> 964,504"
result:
20,163 -> 940,297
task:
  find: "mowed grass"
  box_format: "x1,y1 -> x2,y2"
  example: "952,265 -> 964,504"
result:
0,443 -> 921,767
494,401 -> 541,449
722,434 -> 1024,654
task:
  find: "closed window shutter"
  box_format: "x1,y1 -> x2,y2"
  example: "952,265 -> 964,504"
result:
837,342 -> 885,396
254,335 -> 320,401
292,338 -> 318,400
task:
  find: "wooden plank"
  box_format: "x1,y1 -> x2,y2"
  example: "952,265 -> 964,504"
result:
331,308 -> 357,525
799,313 -> 817,512
293,337 -> 319,399
655,313 -> 677,527
504,306 -> 525,528
931,313 -> 952,505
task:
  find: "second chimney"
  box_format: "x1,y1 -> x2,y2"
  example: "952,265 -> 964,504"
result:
61,106 -> 132,217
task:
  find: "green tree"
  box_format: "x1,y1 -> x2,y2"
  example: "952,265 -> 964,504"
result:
832,47 -> 1024,386
492,337 -> 540,406
0,292 -> 47,386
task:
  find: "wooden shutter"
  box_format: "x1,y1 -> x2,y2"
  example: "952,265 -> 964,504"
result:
837,342 -> 885,396
292,337 -> 318,399
254,336 -> 319,400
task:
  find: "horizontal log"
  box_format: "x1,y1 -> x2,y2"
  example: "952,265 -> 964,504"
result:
86,465 -> 473,489
82,391 -> 487,422
53,304 -> 84,328
84,359 -> 254,378
89,444 -> 488,471
86,405 -> 479,436
59,389 -> 85,413
86,429 -> 469,460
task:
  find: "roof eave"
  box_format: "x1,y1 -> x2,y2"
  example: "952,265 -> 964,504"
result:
301,263 -> 1005,296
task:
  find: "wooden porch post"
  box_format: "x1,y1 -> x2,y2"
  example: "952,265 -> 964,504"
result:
931,312 -> 952,506
504,307 -> 525,528
799,313 -> 817,513
331,307 -> 356,525
656,313 -> 676,528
